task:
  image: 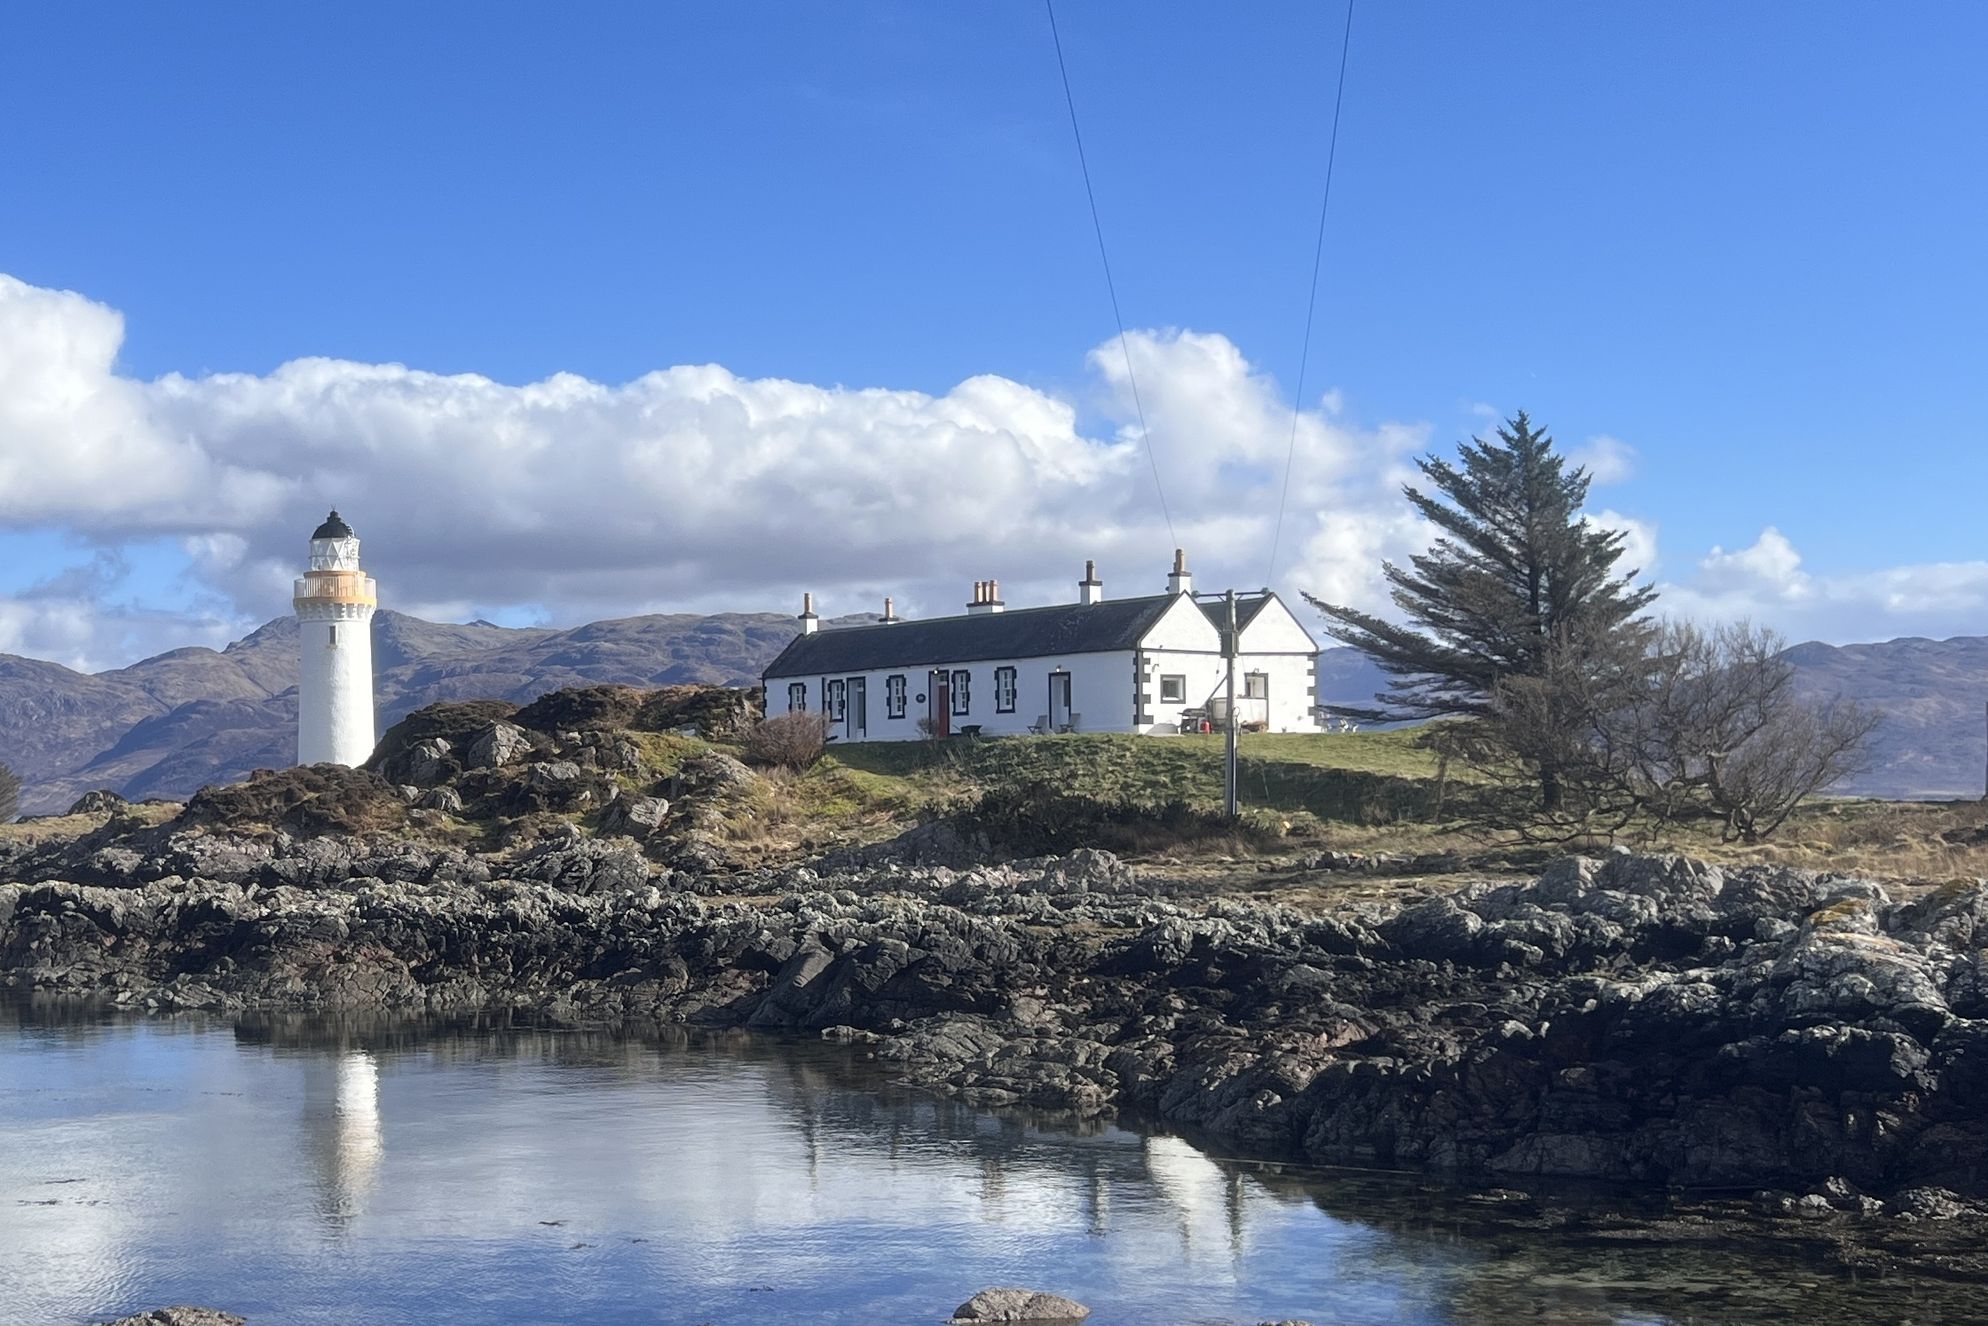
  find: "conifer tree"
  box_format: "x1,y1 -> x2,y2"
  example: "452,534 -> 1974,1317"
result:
1306,411 -> 1656,809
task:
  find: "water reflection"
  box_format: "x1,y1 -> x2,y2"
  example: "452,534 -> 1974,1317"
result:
0,998 -> 1981,1326
300,1050 -> 382,1227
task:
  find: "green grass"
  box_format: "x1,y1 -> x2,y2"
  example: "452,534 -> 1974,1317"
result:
821,729 -> 1452,826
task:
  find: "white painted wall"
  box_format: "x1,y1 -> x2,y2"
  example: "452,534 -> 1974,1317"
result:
769,591 -> 1321,744
297,608 -> 377,765
1234,596 -> 1323,732
774,650 -> 1138,742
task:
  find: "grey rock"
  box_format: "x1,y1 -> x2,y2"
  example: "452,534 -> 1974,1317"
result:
66,789 -> 128,817
467,722 -> 532,769
99,1309 -> 246,1326
417,787 -> 464,814
951,1288 -> 1091,1322
602,795 -> 669,838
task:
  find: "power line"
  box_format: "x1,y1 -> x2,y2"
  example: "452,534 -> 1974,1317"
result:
1044,0 -> 1177,550
1267,0 -> 1357,586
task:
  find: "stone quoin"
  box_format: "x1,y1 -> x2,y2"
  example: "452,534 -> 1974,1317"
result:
293,510 -> 379,767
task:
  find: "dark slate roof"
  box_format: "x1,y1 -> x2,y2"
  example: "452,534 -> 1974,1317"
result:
312,510 -> 355,540
1197,594 -> 1273,634
762,595 -> 1184,678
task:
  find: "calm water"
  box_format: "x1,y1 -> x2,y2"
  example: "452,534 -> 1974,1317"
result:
0,1001 -> 1960,1326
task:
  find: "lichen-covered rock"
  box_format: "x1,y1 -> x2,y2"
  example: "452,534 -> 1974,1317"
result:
467,721 -> 533,769
951,1288 -> 1091,1322
99,1307 -> 246,1326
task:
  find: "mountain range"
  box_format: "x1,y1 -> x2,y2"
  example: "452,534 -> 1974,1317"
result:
0,612 -> 1982,814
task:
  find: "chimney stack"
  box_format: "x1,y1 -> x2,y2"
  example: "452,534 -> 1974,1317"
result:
882,596 -> 900,624
1167,548 -> 1193,596
967,577 -> 1006,615
799,591 -> 820,635
1078,558 -> 1104,605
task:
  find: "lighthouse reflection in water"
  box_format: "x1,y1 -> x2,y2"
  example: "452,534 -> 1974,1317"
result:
300,1048 -> 382,1225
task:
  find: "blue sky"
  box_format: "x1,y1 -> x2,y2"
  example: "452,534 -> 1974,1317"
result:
2,3 -> 1985,667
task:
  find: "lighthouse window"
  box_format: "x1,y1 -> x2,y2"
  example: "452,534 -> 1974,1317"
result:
326,624 -> 338,647
787,682 -> 807,713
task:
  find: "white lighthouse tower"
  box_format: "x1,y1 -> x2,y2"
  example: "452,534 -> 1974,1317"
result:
293,510 -> 379,767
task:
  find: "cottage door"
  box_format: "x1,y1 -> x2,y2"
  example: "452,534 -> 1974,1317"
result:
1048,671 -> 1073,732
846,677 -> 867,741
930,670 -> 951,738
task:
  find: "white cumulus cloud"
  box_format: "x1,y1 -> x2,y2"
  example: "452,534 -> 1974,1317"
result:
0,275 -> 1440,668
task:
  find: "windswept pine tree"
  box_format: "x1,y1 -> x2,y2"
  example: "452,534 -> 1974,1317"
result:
1306,411 -> 1656,809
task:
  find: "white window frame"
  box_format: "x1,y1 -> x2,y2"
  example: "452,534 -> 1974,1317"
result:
950,669 -> 971,717
1159,674 -> 1186,704
885,674 -> 907,719
788,682 -> 807,713
994,666 -> 1017,714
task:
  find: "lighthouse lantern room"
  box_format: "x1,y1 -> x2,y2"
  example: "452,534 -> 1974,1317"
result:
293,510 -> 379,766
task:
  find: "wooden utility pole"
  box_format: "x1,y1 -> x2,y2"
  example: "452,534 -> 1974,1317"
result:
1224,589 -> 1240,819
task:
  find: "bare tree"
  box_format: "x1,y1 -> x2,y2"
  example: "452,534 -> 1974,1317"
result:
1604,620 -> 1876,842
1443,619 -> 1876,844
0,762 -> 20,823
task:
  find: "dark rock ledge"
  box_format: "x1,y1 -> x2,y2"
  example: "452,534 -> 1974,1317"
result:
9,829 -> 1988,1200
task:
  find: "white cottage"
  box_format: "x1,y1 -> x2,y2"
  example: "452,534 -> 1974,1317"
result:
761,553 -> 1322,743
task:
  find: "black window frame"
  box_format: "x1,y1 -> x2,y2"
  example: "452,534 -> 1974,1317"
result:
825,678 -> 847,721
994,666 -> 1017,714
950,669 -> 971,717
885,673 -> 907,719
787,681 -> 807,713
1159,674 -> 1186,704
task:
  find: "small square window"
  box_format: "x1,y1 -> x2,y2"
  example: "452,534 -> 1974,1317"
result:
1159,674 -> 1186,704
1244,673 -> 1269,699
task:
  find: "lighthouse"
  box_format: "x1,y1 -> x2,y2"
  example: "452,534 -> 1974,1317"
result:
293,510 -> 378,767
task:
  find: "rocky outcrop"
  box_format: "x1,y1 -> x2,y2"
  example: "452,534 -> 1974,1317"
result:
99,1310 -> 246,1326
7,838 -> 1988,1199
951,1288 -> 1090,1322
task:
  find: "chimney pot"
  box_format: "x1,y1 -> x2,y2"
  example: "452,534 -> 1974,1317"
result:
1079,558 -> 1104,605
1167,549 -> 1194,596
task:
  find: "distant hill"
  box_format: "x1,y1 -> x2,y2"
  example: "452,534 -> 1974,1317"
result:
0,609 -> 816,814
1784,636 -> 1988,800
3,615 -> 1982,814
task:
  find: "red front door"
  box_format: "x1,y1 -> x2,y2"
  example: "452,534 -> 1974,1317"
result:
930,671 -> 951,737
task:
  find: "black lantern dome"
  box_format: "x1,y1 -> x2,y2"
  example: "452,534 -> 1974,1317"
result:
311,510 -> 356,541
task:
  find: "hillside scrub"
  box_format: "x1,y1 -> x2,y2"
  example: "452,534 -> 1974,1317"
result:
744,711 -> 833,770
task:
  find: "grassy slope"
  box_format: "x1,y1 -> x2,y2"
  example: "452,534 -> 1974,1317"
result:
824,730 -> 1451,824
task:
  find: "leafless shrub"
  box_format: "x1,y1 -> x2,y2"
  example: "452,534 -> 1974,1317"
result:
743,711 -> 833,770
1453,618 -> 1877,844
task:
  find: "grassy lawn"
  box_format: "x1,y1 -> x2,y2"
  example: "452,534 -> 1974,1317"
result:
820,729 -> 1452,825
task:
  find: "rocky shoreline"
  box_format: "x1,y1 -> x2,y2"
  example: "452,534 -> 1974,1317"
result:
6,821 -> 1988,1209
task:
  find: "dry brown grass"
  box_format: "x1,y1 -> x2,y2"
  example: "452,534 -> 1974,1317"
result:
0,801 -> 180,843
